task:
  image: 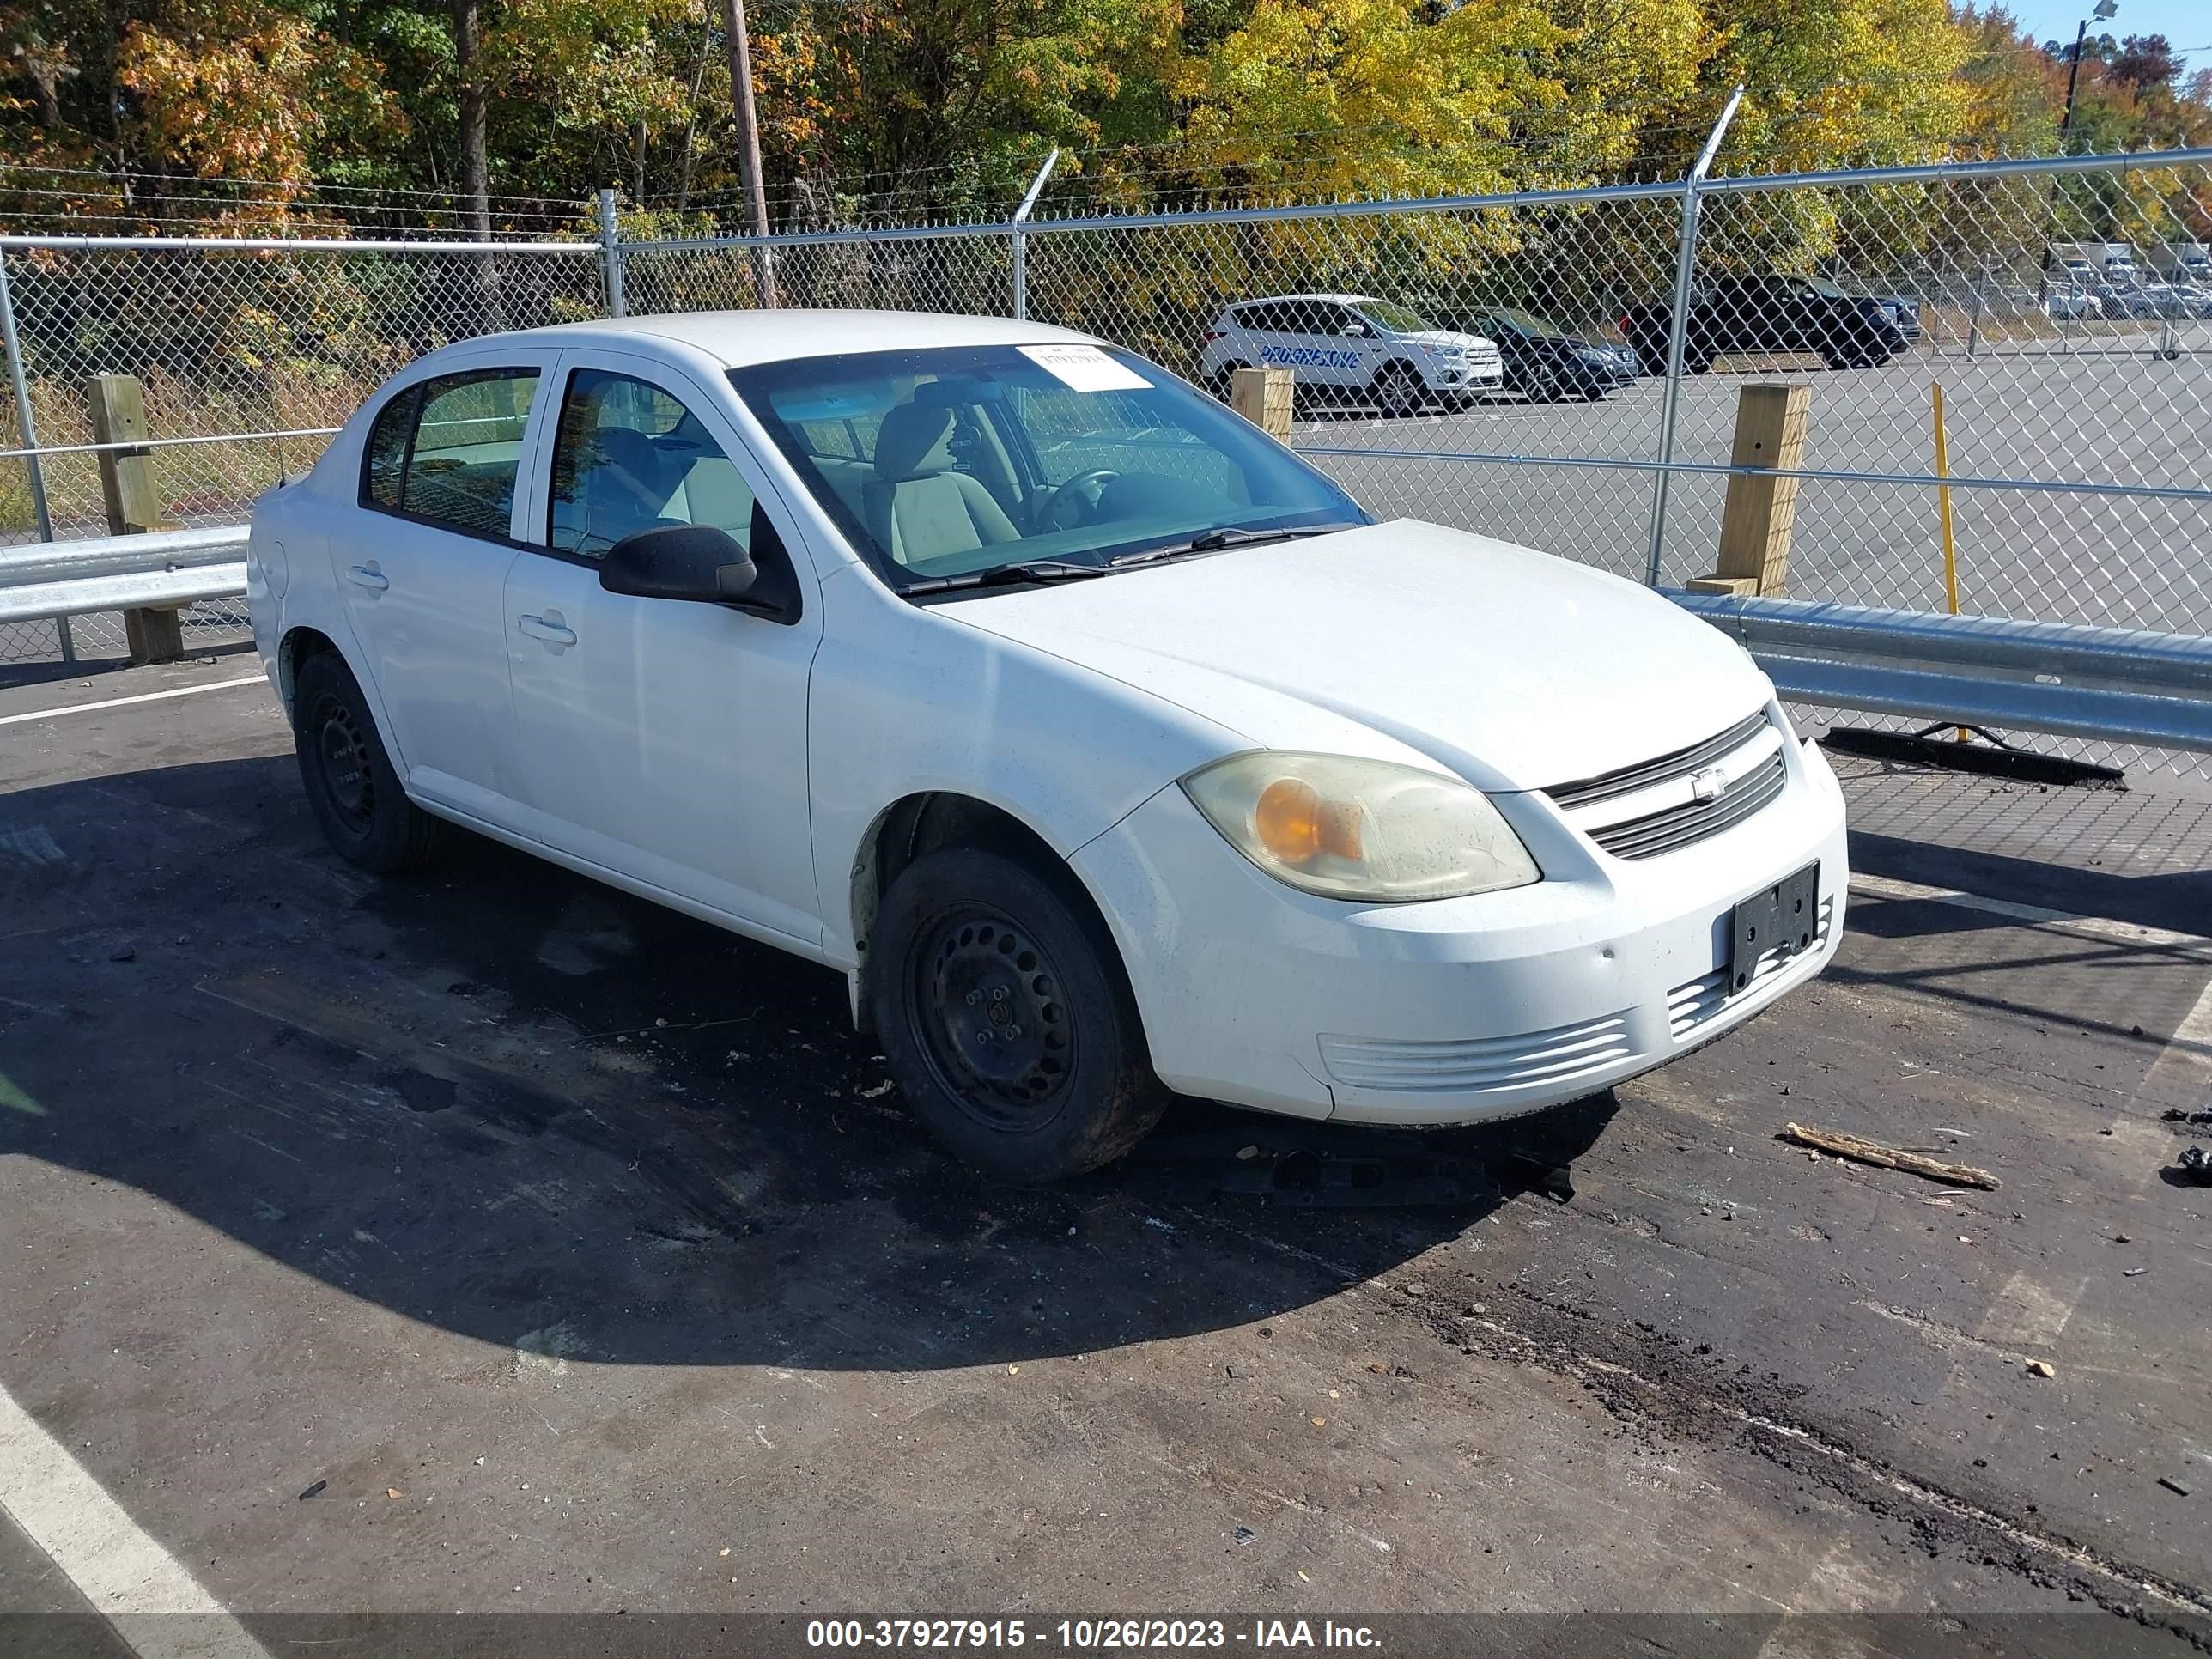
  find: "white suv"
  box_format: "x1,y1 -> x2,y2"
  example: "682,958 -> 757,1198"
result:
1199,294 -> 1503,415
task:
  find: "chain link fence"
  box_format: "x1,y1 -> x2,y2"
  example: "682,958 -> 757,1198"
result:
0,239 -> 605,667
6,149 -> 2210,772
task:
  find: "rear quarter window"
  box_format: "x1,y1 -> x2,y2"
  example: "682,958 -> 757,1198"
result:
361,388 -> 416,510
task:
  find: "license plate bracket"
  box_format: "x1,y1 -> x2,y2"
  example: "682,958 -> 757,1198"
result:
1728,862 -> 1820,993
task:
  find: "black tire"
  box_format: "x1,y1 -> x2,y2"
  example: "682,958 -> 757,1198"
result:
869,846 -> 1170,1182
291,650 -> 443,874
1685,349 -> 1714,375
1209,362 -> 1249,402
1373,362 -> 1424,417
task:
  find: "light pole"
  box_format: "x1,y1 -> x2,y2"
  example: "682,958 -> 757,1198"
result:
2059,0 -> 2118,152
2039,0 -> 2117,304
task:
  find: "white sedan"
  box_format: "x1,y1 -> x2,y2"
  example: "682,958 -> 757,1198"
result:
248,310 -> 1846,1181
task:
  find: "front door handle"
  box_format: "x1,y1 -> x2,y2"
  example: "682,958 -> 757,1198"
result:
345,563 -> 389,592
517,613 -> 577,647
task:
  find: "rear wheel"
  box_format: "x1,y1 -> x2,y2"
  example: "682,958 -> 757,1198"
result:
291,650 -> 442,874
870,847 -> 1170,1182
1209,362 -> 1249,402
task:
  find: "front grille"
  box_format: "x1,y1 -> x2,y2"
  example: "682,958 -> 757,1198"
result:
1547,711 -> 1768,811
1590,749 -> 1787,860
1545,709 -> 1786,860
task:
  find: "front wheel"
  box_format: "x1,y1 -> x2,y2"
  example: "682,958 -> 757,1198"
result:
1373,364 -> 1425,417
870,847 -> 1170,1182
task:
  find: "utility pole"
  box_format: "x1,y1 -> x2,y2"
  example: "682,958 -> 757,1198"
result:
722,0 -> 778,307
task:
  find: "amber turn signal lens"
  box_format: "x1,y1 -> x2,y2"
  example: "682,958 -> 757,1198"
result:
1252,777 -> 1362,866
1253,778 -> 1321,863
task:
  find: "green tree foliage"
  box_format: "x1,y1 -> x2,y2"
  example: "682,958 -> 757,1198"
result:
3,0 -> 2206,225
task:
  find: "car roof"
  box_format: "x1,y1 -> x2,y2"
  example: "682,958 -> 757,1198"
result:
437,309 -> 1105,370
1227,293 -> 1379,310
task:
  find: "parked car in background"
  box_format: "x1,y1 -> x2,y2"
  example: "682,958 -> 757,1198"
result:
1200,295 -> 1504,415
2087,277 -> 2197,319
1450,307 -> 1640,401
249,309 -> 1844,1182
1620,274 -> 1911,373
2044,283 -> 2106,321
1875,295 -> 1923,343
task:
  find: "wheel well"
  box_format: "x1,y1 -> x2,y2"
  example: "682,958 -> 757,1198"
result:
277,626 -> 340,709
849,793 -> 1118,1033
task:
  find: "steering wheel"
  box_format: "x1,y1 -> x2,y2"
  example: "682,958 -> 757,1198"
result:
1036,467 -> 1120,532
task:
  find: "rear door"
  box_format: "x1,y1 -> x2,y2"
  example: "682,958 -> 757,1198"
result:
501,349 -> 826,944
338,359 -> 552,821
1263,299 -> 1366,390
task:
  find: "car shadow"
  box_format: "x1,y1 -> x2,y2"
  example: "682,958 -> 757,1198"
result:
0,753 -> 1621,1374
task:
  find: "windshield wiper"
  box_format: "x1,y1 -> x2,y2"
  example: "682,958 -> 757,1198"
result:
1120,521 -> 1364,563
901,559 -> 1113,596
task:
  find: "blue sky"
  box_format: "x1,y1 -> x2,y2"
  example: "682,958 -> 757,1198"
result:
2007,2 -> 2207,79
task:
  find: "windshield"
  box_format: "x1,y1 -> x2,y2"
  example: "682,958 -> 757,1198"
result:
730,343 -> 1369,592
1357,300 -> 1436,333
1475,307 -> 1558,337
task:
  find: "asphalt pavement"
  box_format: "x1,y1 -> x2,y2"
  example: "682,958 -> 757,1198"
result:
1294,326 -> 2212,635
0,659 -> 2209,1658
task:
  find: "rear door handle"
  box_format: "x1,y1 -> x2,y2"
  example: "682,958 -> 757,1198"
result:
345,563 -> 389,592
517,614 -> 577,647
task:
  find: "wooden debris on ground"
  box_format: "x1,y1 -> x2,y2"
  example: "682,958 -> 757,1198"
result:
1781,1121 -> 2001,1190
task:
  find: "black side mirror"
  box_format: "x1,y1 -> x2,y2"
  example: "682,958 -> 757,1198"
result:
600,523 -> 757,604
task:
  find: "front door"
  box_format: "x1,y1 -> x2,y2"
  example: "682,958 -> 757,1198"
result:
501,350 -> 825,945
336,362 -> 550,820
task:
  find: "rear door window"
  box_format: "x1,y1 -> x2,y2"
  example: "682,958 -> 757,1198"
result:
362,368 -> 540,541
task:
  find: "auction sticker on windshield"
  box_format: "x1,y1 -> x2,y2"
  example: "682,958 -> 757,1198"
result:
1019,343 -> 1152,392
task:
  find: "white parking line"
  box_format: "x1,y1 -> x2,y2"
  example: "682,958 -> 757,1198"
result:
0,676 -> 266,728
0,1379 -> 270,1658
2138,970 -> 2212,1105
1848,872 -> 2212,951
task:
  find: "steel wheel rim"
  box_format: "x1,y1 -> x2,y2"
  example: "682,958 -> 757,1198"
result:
908,904 -> 1076,1133
314,696 -> 375,833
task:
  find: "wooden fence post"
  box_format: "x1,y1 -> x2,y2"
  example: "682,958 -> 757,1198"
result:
86,371 -> 182,663
1687,381 -> 1810,599
1230,365 -> 1294,441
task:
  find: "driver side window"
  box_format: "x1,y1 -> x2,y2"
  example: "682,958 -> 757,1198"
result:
549,368 -> 757,559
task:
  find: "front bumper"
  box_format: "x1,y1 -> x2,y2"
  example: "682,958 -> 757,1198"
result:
1432,362 -> 1504,389
1071,725 -> 1849,1126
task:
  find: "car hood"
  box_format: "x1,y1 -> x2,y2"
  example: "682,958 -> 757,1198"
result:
1398,329 -> 1496,354
939,520 -> 1774,794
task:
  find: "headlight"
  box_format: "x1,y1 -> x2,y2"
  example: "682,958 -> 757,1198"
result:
1180,752 -> 1540,902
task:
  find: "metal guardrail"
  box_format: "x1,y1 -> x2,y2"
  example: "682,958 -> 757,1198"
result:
0,526 -> 247,628
1672,590 -> 2212,754
7,525 -> 2210,759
